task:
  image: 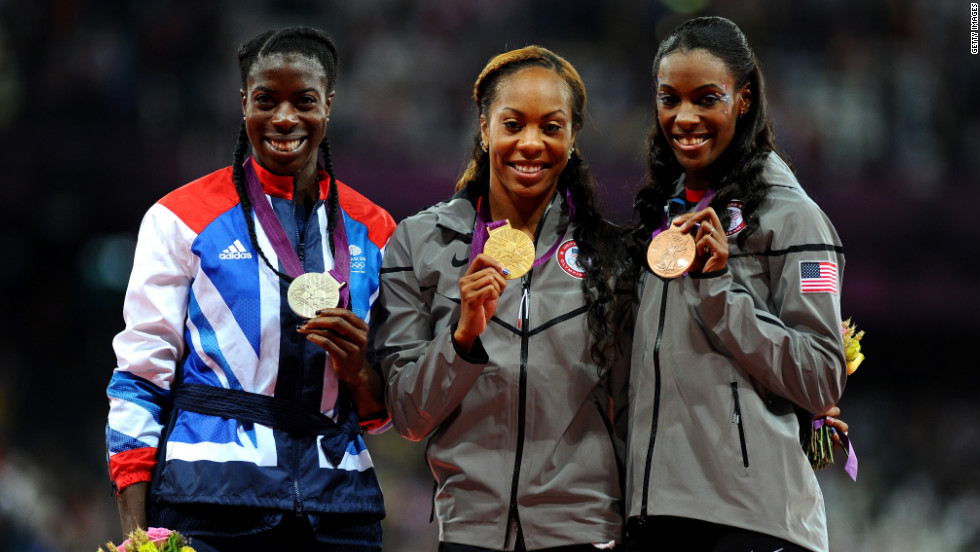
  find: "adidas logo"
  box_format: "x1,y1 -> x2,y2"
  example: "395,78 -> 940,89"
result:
219,239 -> 253,260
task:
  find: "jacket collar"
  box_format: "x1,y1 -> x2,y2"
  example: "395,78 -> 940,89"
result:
249,157 -> 331,201
435,180 -> 571,243
673,152 -> 799,197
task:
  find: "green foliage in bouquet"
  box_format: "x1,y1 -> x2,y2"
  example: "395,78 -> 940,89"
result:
804,318 -> 864,470
98,527 -> 195,552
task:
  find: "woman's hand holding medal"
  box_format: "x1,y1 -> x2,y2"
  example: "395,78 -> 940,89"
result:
299,308 -> 386,420
675,207 -> 728,274
298,308 -> 370,381
290,272 -> 370,381
454,253 -> 509,353
648,206 -> 728,277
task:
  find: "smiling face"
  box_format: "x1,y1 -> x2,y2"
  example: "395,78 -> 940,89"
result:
480,66 -> 575,210
656,49 -> 751,189
241,53 -> 333,181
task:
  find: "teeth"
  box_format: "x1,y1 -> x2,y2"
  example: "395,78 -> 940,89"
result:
269,139 -> 302,152
676,135 -> 708,146
514,164 -> 543,174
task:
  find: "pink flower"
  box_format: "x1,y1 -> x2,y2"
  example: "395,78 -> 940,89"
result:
145,527 -> 173,544
118,527 -> 173,549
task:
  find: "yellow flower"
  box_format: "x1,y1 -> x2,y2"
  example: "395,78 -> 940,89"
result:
841,318 -> 865,375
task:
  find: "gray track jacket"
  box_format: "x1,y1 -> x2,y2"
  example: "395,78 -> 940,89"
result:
626,154 -> 846,552
371,184 -> 627,550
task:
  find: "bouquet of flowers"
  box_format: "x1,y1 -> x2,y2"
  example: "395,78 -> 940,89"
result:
97,527 -> 196,552
804,318 -> 864,478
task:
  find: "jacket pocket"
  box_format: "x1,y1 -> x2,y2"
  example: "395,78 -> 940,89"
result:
730,382 -> 749,468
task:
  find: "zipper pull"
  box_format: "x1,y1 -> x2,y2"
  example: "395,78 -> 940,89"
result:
730,382 -> 741,424
517,281 -> 529,330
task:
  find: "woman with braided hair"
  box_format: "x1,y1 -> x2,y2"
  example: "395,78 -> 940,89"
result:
106,26 -> 394,551
370,46 -> 628,551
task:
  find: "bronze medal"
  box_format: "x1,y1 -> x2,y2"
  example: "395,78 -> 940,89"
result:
647,226 -> 696,278
483,221 -> 535,280
287,272 -> 343,318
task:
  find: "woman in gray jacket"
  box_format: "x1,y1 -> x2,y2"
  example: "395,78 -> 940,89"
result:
370,46 -> 628,551
619,17 -> 847,552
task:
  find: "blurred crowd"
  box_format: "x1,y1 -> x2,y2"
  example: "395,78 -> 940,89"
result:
0,1 -> 977,550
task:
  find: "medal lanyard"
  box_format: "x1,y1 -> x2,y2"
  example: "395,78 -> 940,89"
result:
651,188 -> 715,241
469,187 -> 575,268
244,157 -> 351,308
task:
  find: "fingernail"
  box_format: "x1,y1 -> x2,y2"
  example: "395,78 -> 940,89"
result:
502,268 -> 510,275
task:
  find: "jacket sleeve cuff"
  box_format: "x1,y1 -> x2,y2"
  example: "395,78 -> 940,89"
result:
359,415 -> 393,435
109,448 -> 157,494
450,323 -> 489,364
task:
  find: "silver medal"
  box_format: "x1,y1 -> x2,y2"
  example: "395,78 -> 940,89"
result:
287,272 -> 343,318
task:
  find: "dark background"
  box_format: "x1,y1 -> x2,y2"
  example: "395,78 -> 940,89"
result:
0,1 -> 977,550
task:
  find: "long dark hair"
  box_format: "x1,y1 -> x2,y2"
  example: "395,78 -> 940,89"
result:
621,16 -> 788,299
232,27 -> 341,282
458,45 -> 622,370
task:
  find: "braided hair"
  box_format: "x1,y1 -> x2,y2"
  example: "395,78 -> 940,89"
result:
232,27 -> 342,282
457,45 -> 622,370
620,17 -> 788,307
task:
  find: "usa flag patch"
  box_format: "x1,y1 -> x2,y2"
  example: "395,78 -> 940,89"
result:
800,261 -> 838,294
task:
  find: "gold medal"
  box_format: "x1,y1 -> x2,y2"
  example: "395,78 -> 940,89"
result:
287,272 -> 343,318
483,221 -> 535,280
647,226 -> 696,278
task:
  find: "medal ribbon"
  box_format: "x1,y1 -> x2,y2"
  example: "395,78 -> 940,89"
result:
469,187 -> 575,269
244,158 -> 351,309
651,188 -> 715,241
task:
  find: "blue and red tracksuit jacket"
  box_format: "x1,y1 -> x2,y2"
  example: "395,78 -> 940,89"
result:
106,158 -> 395,525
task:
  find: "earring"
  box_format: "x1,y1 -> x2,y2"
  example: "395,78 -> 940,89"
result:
568,146 -> 575,160
480,140 -> 488,152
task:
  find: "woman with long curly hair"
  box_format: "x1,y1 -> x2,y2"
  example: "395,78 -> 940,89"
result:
620,16 -> 847,552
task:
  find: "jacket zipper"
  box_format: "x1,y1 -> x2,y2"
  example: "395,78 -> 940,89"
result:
505,274 -> 532,545
295,193 -> 315,270
291,187 -> 316,517
639,280 -> 669,520
293,478 -> 303,516
293,422 -> 304,515
730,382 -> 750,467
